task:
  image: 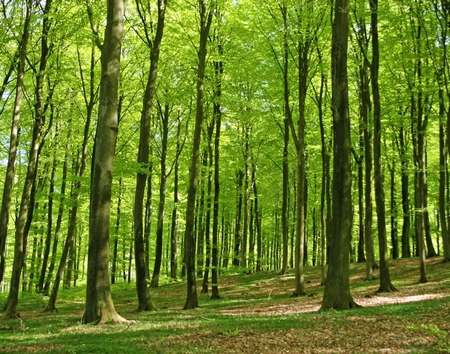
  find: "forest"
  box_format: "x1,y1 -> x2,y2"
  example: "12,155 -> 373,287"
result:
1,0 -> 450,329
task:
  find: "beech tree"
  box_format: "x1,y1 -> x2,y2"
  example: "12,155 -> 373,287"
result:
4,0 -> 54,318
183,0 -> 215,310
82,0 -> 127,324
132,0 -> 167,310
0,0 -> 32,285
321,0 -> 358,311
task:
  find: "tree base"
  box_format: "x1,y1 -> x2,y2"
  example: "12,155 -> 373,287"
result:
419,275 -> 428,284
320,299 -> 361,311
43,306 -> 58,313
376,283 -> 398,293
136,301 -> 157,312
290,290 -> 307,298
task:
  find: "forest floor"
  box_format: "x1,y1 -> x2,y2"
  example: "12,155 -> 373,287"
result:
0,257 -> 449,353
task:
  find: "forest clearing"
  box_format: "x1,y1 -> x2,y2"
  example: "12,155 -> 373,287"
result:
1,257 -> 449,353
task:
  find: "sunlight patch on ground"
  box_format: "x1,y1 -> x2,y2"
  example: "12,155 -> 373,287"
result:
357,293 -> 447,307
220,293 -> 449,317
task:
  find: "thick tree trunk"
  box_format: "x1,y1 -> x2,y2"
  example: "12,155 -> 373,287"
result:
321,0 -> 358,311
82,0 -> 127,324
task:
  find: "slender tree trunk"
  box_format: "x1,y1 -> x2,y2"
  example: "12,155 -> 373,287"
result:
370,0 -> 397,293
399,125 -> 411,258
133,0 -> 167,310
241,125 -> 250,269
439,87 -> 450,261
5,0 -> 53,318
202,126 -> 214,293
281,28 -> 290,273
151,102 -> 170,289
45,44 -> 96,311
196,151 -> 207,277
233,170 -> 243,267
390,162 -> 399,260
254,180 -> 263,273
290,38 -> 308,297
0,2 -> 32,285
411,12 -> 428,283
111,178 -> 122,285
43,141 -> 68,295
211,44 -> 222,298
184,0 -> 214,310
211,94 -> 221,298
315,69 -> 329,285
37,139 -> 58,292
170,116 -> 183,279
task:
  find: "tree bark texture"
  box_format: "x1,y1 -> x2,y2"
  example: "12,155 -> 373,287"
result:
82,0 -> 127,324
184,0 -> 213,310
0,0 -> 32,285
321,0 -> 358,311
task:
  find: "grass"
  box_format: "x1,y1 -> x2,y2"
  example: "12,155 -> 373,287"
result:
1,257 -> 450,353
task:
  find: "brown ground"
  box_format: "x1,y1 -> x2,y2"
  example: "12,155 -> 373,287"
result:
147,257 -> 450,353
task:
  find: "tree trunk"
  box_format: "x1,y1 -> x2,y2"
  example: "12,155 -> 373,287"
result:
254,174 -> 262,272
390,162 -> 399,260
133,0 -> 166,310
399,126 -> 411,258
321,0 -> 358,311
111,178 -> 122,285
439,87 -> 450,261
37,139 -> 58,292
170,116 -> 183,279
211,42 -> 222,297
202,126 -> 214,293
151,102 -> 170,289
241,124 -> 250,269
43,140 -> 68,296
370,0 -> 397,293
280,1 -> 291,276
233,170 -> 243,267
0,1 -> 32,285
184,0 -> 214,310
411,13 -> 428,283
82,0 -> 127,324
196,151 -> 207,277
45,43 -> 96,311
5,0 -> 53,318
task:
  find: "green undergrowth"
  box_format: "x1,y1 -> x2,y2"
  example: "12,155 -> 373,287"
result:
0,257 -> 449,353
